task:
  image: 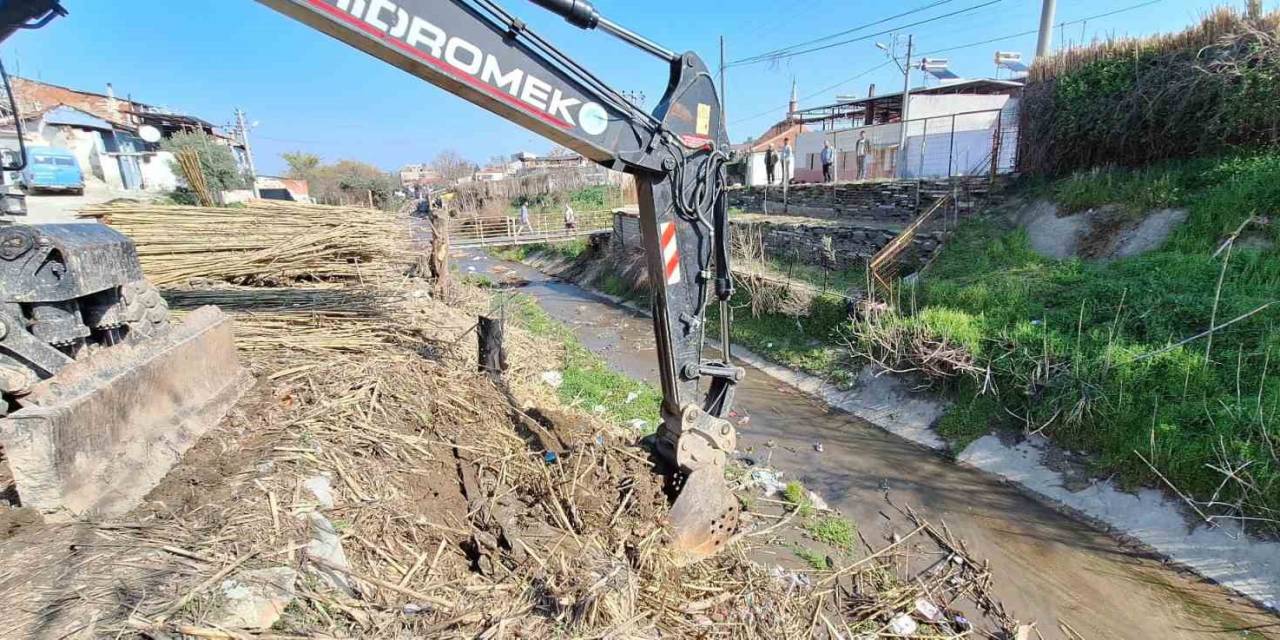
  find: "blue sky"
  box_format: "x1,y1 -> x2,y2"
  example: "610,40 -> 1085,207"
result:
4,0 -> 1266,174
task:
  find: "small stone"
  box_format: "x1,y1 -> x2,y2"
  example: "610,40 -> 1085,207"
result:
625,391 -> 639,404
213,567 -> 298,630
255,461 -> 275,477
813,442 -> 824,453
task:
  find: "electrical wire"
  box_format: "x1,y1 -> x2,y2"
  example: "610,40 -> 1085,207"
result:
918,0 -> 1168,57
729,60 -> 894,127
730,0 -> 1169,128
728,0 -> 1005,68
732,0 -> 963,65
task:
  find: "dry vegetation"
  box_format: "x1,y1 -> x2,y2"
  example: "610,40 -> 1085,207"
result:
1,202 -> 1020,638
1022,6 -> 1280,174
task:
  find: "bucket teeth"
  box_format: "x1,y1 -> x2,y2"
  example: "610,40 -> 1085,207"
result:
668,466 -> 740,566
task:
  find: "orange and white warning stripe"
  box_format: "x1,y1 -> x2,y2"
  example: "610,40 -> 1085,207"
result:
659,221 -> 682,286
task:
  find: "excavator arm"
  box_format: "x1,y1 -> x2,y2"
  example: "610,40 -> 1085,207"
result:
260,0 -> 743,562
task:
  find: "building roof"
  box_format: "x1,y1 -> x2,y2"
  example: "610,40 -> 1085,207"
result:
798,78 -> 1023,116
748,121 -> 805,153
44,105 -> 119,131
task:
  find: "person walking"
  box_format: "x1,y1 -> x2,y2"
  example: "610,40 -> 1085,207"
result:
764,144 -> 778,185
821,141 -> 835,183
517,202 -> 533,237
780,138 -> 793,184
855,130 -> 870,180
563,202 -> 577,231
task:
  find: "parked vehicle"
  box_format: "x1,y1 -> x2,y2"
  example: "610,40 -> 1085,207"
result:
22,146 -> 84,195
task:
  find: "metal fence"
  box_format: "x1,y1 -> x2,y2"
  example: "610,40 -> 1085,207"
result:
794,105 -> 1021,184
446,208 -> 615,247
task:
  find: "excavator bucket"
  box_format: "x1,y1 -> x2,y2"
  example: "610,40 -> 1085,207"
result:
0,306 -> 252,519
668,466 -> 741,566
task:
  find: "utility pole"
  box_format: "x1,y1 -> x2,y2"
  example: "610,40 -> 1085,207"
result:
235,108 -> 260,199
719,36 -> 726,120
897,34 -> 914,180
1036,0 -> 1057,58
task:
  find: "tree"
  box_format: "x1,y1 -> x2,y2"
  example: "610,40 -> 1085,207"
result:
282,151 -> 321,178
161,131 -> 246,193
430,149 -> 476,182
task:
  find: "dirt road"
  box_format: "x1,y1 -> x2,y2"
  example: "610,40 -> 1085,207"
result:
472,251 -> 1280,640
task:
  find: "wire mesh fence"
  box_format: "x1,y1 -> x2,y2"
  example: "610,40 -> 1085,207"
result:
793,105 -> 1021,184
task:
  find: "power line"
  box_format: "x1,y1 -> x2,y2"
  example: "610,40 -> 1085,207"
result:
732,0 -> 962,65
730,0 -> 1167,131
730,61 -> 894,127
916,0 -> 1167,56
728,0 -> 1004,68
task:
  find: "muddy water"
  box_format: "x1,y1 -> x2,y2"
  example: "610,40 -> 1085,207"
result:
465,252 -> 1280,640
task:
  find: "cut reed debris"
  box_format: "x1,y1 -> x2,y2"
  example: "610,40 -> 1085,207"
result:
79,200 -> 413,286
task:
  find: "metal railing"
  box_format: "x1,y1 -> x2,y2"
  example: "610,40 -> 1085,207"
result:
867,192 -> 954,301
447,208 -> 615,248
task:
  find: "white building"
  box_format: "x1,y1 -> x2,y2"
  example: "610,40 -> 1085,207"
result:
773,79 -> 1023,184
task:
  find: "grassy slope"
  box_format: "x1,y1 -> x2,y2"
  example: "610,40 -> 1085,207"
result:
505,293 -> 662,433
882,153 -> 1279,526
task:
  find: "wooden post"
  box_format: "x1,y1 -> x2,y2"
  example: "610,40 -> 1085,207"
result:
477,315 -> 507,379
429,212 -> 451,293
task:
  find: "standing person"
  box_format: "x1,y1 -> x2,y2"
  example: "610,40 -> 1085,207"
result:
764,144 -> 778,185
855,130 -> 870,180
517,202 -> 533,237
780,138 -> 793,184
821,141 -> 835,183
563,202 -> 577,230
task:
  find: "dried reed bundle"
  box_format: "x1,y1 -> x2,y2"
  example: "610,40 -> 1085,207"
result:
79,200 -> 414,286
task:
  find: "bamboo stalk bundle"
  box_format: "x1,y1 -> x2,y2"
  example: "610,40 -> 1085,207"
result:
175,149 -> 215,207
164,286 -> 409,362
79,201 -> 414,286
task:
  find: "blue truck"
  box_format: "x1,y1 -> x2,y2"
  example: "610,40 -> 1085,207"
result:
22,146 -> 84,195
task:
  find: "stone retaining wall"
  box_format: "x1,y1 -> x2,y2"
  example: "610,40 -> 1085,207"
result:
736,220 -> 942,271
726,177 -> 997,223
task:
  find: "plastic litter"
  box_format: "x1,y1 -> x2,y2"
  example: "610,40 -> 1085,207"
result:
627,419 -> 648,431
302,475 -> 335,510
625,391 -> 639,404
540,371 -> 564,388
543,451 -> 560,464
888,613 -> 917,636
807,490 -> 829,512
749,468 -> 787,497
813,442 -> 824,453
737,415 -> 751,426
914,598 -> 943,622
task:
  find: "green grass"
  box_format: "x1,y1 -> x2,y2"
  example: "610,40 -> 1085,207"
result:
782,481 -> 815,518
792,546 -> 830,571
708,290 -> 855,386
805,516 -> 856,550
860,152 -> 1280,528
506,293 -> 662,432
492,239 -> 589,262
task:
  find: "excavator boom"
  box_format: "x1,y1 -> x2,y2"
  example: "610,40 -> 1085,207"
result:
258,0 -> 743,562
